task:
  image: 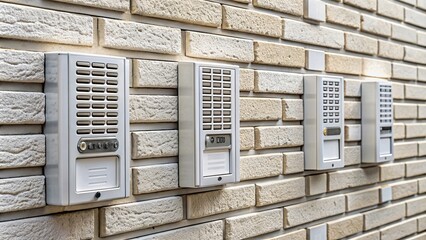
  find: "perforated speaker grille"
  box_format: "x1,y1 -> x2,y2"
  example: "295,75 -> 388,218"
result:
379,84 -> 392,124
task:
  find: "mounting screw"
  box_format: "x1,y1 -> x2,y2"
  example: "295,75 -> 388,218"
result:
79,141 -> 87,151
95,192 -> 101,199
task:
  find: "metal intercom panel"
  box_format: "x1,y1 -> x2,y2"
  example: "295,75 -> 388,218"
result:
44,53 -> 130,205
304,75 -> 344,170
362,81 -> 394,163
178,62 -> 240,187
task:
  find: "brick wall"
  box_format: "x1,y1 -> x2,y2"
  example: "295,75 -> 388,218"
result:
0,0 -> 426,239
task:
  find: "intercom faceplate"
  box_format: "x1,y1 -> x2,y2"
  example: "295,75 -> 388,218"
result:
44,53 -> 130,205
362,81 -> 394,163
178,62 -> 240,188
304,75 -> 345,170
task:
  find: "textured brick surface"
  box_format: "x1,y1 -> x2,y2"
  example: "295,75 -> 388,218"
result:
327,214 -> 363,240
378,41 -> 404,60
306,174 -> 327,196
254,41 -> 305,67
0,91 -> 45,125
394,103 -> 417,119
0,176 -> 45,213
253,0 -> 303,16
406,196 -> 426,216
345,101 -> 361,119
406,159 -> 426,177
255,126 -> 303,149
377,0 -> 404,20
0,135 -> 45,169
135,221 -> 223,240
240,69 -> 255,91
405,46 -> 426,65
345,146 -> 361,166
392,63 -> 417,80
240,97 -> 282,121
132,163 -> 179,194
326,4 -> 360,29
406,123 -> 426,138
133,60 -> 177,88
390,180 -> 418,200
379,163 -> 405,182
362,58 -> 391,78
346,188 -> 379,212
405,8 -> 426,28
393,122 -> 407,138
282,99 -> 303,121
380,219 -> 417,240
52,0 -> 129,11
0,49 -> 44,83
392,24 -> 417,43
328,167 -> 379,192
345,124 -> 362,141
345,33 -> 377,55
240,154 -> 282,180
132,130 -> 178,159
361,15 -> 391,37
130,95 -> 177,123
406,84 -> 426,100
325,53 -> 362,75
394,142 -> 417,160
256,178 -> 305,206
240,127 -> 254,150
364,203 -> 405,230
254,70 -> 303,94
344,0 -> 376,11
283,151 -> 304,174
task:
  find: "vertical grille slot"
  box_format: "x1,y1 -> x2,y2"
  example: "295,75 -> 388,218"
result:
379,84 -> 392,124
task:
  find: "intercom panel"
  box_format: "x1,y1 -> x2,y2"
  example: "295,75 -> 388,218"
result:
304,75 -> 344,170
362,81 -> 393,163
44,53 -> 130,205
178,62 -> 240,188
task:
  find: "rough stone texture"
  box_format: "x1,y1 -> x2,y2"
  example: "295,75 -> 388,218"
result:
379,163 -> 405,182
131,0 -> 221,27
0,2 -> 93,45
377,0 -> 404,20
326,4 -> 360,29
325,53 -> 362,75
346,188 -> 379,211
240,127 -> 254,150
52,0 -> 129,11
380,219 -> 417,240
406,196 -> 426,216
406,159 -> 426,177
405,46 -> 426,65
328,167 -> 379,192
391,24 -> 417,44
351,231 -> 380,240
344,0 -> 376,11
419,32 -> 426,47
187,185 -> 255,219
0,91 -> 45,125
306,174 -> 327,196
364,203 -> 405,230
0,49 -> 44,83
0,176 -> 45,213
392,82 -> 404,99
253,0 -> 303,16
282,19 -> 344,49
0,210 -> 94,239
130,95 -> 177,123
240,97 -> 282,121
345,79 -> 361,97
223,6 -> 282,37
378,40 -> 404,60
99,18 -> 181,54
255,126 -> 303,149
345,33 -> 377,55
282,99 -> 303,121
101,197 -> 183,236
327,214 -> 363,240
269,230 -> 306,240
390,180 -> 418,200
132,163 -> 178,194
284,195 -> 345,227
406,123 -> 426,138
345,145 -> 361,166
0,135 -> 45,169
225,209 -> 283,240
135,221 -> 223,240
392,63 -> 417,80
406,84 -> 426,100
240,153 -> 282,181
394,103 -> 417,119
345,101 -> 361,119
362,58 -> 391,78
405,8 -> 426,28
361,15 -> 391,37
283,151 -> 304,174
240,69 -> 254,91
256,178 -> 305,206
394,142 -> 417,160
132,130 -> 178,159
254,70 -> 303,94
254,41 -> 304,67
420,141 -> 426,156
420,105 -> 426,119
133,60 -> 178,88
345,124 -> 361,141
419,215 -> 426,232
186,31 -> 254,63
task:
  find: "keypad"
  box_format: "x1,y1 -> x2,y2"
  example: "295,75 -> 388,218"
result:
379,84 -> 392,124
322,79 -> 341,124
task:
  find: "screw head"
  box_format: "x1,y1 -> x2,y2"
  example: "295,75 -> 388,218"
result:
79,141 -> 87,151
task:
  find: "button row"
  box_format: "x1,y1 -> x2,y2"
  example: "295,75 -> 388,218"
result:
323,100 -> 339,105
323,81 -> 339,86
323,87 -> 340,92
324,119 -> 339,123
202,88 -> 231,95
203,110 -> 231,116
77,112 -> 118,117
76,61 -> 118,69
324,112 -> 340,117
202,81 -> 231,88
323,106 -> 340,111
77,120 -> 118,126
323,93 -> 340,98
76,70 -> 118,77
77,128 -> 118,134
202,96 -> 231,102
76,78 -> 118,85
203,117 -> 232,123
202,103 -> 232,109
203,124 -> 231,130
202,68 -> 232,75
76,87 -> 118,93
76,95 -> 118,101
76,104 -> 118,109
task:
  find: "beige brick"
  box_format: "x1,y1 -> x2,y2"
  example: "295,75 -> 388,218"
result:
406,123 -> 426,138
240,97 -> 282,121
345,101 -> 361,119
269,229 -> 306,240
0,176 -> 45,213
391,24 -> 417,43
398,0 -> 416,5
345,33 -> 377,55
328,167 -> 379,192
254,41 -> 305,67
419,141 -> 426,156
283,151 -> 304,174
380,219 -> 417,240
186,32 -> 254,63
420,67 -> 426,82
420,105 -> 426,119
135,221 -> 223,240
392,63 -> 417,80
405,8 -> 426,28
380,163 -> 405,181
364,203 -> 405,230
223,6 -> 282,37
345,79 -> 361,97
406,196 -> 426,216
325,53 -> 362,75
282,19 -> 344,49
100,197 -> 183,236
328,214 -> 363,240
392,82 -> 404,99
240,69 -> 254,91
419,215 -> 426,232
0,135 -> 45,169
256,178 -> 305,206
225,209 -> 283,240
132,130 -> 178,159
390,180 -> 418,200
284,195 -> 345,227
419,31 -> 426,47
240,127 -> 254,150
255,126 -> 303,149
99,19 -> 180,54
394,103 -> 418,119
351,231 -> 380,240
362,58 -> 391,78
131,0 -> 221,27
253,0 -> 303,16
346,188 -> 379,212
306,174 -> 327,196
0,91 -> 45,125
405,46 -> 426,65
187,185 -> 255,219
378,40 -> 404,60
406,159 -> 426,177
326,4 -> 360,29
0,3 -> 93,45
406,84 -> 426,100
345,124 -> 362,142
361,15 -> 391,37
282,99 -> 303,121
0,49 -> 44,83
377,0 -> 404,20
132,163 -> 178,194
130,95 -> 177,123
344,0 -> 377,11
393,123 -> 405,139
254,70 -> 303,94
345,146 -> 361,166
395,142 -> 417,160
405,232 -> 426,240
0,210 -> 94,239
132,60 -> 177,88
240,153 -> 282,181
52,0 -> 128,11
